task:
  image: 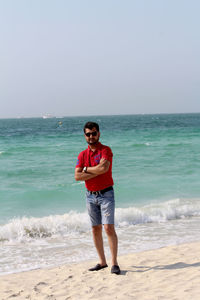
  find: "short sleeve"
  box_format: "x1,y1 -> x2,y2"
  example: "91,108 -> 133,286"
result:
75,152 -> 84,168
101,146 -> 113,162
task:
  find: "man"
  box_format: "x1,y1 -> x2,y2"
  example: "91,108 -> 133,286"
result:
75,121 -> 120,275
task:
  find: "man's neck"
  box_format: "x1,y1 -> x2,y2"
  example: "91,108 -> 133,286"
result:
88,142 -> 99,152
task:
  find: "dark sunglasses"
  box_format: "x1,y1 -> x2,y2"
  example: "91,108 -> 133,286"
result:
85,131 -> 98,137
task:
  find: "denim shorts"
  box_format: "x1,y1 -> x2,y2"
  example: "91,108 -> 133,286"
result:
86,189 -> 115,226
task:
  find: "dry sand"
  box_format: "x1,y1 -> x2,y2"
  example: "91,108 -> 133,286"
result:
1,241 -> 200,300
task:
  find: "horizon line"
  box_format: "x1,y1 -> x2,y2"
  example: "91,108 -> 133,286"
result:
0,111 -> 200,120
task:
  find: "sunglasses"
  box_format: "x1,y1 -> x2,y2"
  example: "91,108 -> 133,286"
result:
85,131 -> 98,137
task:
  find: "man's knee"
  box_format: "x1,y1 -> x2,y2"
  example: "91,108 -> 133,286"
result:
104,224 -> 115,236
92,224 -> 102,235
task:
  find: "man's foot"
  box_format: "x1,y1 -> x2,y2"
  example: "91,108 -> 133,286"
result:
111,265 -> 121,275
88,264 -> 108,271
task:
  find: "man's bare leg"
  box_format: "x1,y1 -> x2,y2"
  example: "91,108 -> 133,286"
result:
104,224 -> 118,266
92,224 -> 107,266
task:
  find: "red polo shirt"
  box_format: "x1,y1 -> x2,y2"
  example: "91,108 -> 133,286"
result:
76,142 -> 114,191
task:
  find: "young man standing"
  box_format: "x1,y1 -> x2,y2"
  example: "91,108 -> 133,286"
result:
75,122 -> 120,275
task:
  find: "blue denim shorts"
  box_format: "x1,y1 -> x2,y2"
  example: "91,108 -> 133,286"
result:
86,189 -> 115,226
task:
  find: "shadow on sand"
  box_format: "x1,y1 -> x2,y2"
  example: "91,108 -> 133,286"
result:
119,262 -> 200,275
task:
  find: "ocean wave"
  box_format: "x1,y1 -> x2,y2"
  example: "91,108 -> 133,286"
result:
116,198 -> 200,226
1,198 -> 200,243
0,212 -> 90,243
133,142 -> 152,147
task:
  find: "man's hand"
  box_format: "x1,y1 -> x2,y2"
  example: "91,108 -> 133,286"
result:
75,167 -> 98,181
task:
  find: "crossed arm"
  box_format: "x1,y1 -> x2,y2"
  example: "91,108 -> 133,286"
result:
75,158 -> 110,181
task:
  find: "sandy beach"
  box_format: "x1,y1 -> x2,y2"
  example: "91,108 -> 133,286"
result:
1,241 -> 200,300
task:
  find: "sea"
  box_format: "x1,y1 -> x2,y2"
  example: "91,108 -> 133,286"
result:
1,113 -> 200,275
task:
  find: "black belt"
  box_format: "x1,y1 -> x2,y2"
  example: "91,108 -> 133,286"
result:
88,186 -> 113,196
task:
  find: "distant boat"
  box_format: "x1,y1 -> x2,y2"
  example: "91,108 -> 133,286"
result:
42,114 -> 56,119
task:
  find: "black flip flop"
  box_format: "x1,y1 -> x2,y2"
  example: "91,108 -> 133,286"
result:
88,264 -> 108,271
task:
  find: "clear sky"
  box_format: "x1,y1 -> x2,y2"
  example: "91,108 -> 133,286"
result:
0,0 -> 200,118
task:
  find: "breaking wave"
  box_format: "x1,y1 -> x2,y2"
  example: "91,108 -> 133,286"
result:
1,198 -> 200,243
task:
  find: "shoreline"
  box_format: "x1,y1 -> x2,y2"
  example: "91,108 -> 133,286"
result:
1,241 -> 200,299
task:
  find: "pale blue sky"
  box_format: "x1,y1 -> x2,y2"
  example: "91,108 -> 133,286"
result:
0,0 -> 200,118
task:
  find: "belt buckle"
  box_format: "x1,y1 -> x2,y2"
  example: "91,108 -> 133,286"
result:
93,191 -> 99,196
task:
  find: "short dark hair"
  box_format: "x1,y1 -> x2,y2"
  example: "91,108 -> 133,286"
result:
83,122 -> 99,133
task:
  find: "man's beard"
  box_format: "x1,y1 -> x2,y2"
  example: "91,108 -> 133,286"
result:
87,138 -> 99,145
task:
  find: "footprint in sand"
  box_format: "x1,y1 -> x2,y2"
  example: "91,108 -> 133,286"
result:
34,282 -> 48,292
45,295 -> 56,299
64,275 -> 73,281
8,290 -> 24,298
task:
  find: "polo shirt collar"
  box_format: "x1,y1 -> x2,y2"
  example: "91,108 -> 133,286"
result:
87,142 -> 102,152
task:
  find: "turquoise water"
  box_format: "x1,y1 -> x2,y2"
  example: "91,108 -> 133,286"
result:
1,114 -> 200,274
1,114 -> 200,221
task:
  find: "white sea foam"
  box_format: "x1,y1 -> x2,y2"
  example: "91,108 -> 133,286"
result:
1,198 -> 200,243
145,142 -> 152,146
0,211 -> 90,243
116,198 -> 200,226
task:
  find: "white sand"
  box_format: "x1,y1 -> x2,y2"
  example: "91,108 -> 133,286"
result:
1,241 -> 200,300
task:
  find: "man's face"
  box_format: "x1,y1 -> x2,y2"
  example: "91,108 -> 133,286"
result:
84,127 -> 100,145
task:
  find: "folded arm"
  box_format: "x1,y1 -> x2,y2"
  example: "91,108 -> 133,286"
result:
86,158 -> 110,175
75,158 -> 110,181
75,167 -> 98,181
